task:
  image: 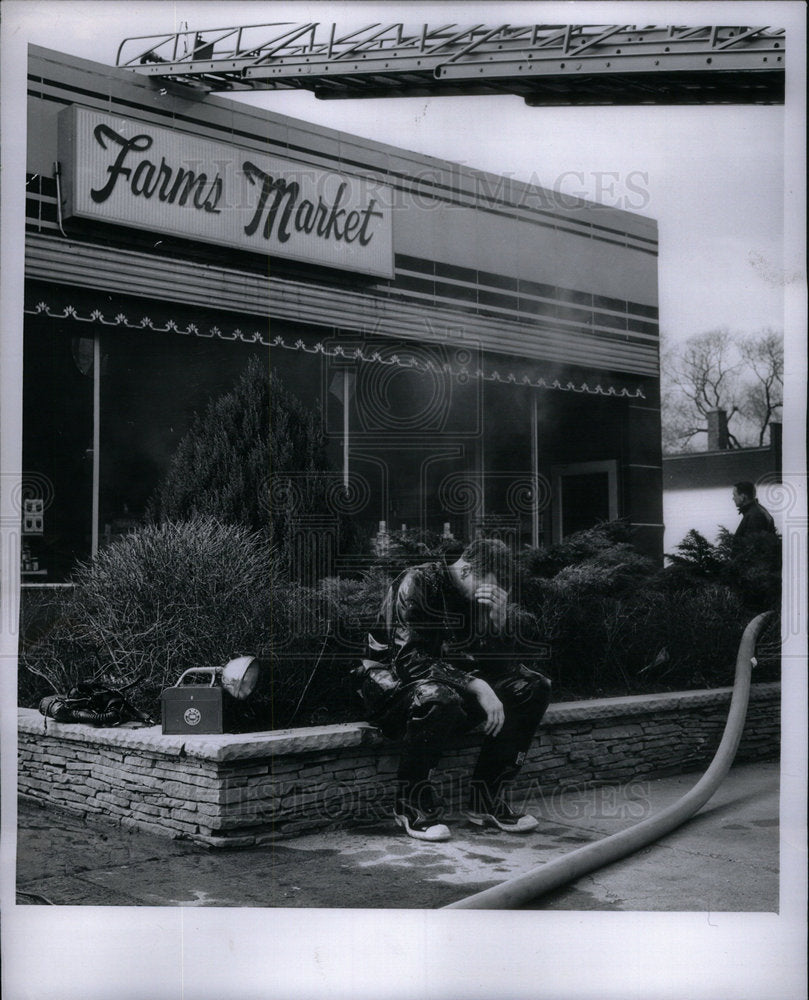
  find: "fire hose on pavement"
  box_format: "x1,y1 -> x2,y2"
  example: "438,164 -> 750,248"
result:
443,611 -> 773,910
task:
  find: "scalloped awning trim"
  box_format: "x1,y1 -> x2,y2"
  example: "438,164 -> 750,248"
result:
24,300 -> 645,399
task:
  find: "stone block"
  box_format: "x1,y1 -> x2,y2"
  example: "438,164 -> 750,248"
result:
194,801 -> 222,817
218,786 -> 272,807
17,709 -> 47,734
130,801 -> 168,818
219,804 -> 282,828
93,801 -> 131,818
265,767 -> 307,782
123,754 -> 154,767
216,776 -> 248,791
532,756 -> 570,769
149,760 -> 200,775
84,762 -> 129,781
169,806 -> 201,824
51,771 -> 79,785
593,725 -> 645,740
71,725 -> 186,756
166,819 -> 200,835
193,832 -> 257,848
19,777 -> 51,794
51,788 -> 88,804
96,791 -> 131,808
157,779 -> 217,803
294,752 -> 344,765
236,785 -> 284,804
643,724 -> 681,735
118,773 -> 163,791
218,763 -> 272,778
298,766 -> 324,778
120,816 -> 182,839
330,769 -> 362,780
546,732 -> 574,743
205,811 -> 263,831
283,789 -> 325,808
38,760 -> 67,772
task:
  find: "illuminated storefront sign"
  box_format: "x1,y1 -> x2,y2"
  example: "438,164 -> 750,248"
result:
58,106 -> 394,278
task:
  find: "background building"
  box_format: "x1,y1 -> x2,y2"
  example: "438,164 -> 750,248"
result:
663,415 -> 782,552
23,45 -> 662,581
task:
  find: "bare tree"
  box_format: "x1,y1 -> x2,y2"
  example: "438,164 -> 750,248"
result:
662,328 -> 742,451
738,329 -> 784,446
661,328 -> 783,453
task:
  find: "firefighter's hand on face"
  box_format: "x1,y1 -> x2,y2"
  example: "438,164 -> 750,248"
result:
474,583 -> 509,630
468,678 -> 505,736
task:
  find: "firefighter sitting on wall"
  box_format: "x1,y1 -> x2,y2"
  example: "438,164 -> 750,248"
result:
355,538 -> 551,842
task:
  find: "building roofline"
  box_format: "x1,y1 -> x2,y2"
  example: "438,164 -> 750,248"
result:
663,446 -> 772,462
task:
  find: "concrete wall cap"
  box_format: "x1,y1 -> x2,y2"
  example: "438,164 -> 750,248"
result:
545,683 -> 779,724
180,722 -> 383,762
17,710 -> 186,755
18,685 -> 779,760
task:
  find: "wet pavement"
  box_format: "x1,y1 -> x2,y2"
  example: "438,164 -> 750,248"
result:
16,760 -> 779,910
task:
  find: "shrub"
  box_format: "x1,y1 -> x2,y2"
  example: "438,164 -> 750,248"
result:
520,520 -> 634,579
546,545 -> 656,599
517,521 -> 649,608
666,528 -> 726,576
517,521 -> 780,699
317,569 -> 392,645
666,526 -> 781,613
17,585 -> 93,709
255,579 -> 341,728
271,570 -> 393,725
150,358 -> 274,534
18,518 -> 274,719
528,576 -> 776,700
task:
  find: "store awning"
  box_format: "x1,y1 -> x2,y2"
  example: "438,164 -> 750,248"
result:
23,296 -> 645,400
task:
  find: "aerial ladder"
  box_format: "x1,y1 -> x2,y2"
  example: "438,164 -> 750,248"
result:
116,22 -> 785,104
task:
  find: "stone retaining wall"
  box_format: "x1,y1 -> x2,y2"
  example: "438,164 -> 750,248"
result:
18,683 -> 780,847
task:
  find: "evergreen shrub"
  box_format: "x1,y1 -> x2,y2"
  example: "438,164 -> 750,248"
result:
517,522 -> 781,700
150,358 -> 364,580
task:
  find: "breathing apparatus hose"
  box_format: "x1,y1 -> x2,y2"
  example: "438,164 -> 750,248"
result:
67,707 -> 123,726
443,611 -> 773,910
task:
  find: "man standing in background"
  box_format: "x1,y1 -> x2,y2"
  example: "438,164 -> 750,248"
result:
732,481 -> 776,548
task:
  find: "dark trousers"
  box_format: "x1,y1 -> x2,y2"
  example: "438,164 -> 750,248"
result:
388,663 -> 551,810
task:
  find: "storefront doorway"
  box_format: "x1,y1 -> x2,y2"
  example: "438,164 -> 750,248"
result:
551,459 -> 619,542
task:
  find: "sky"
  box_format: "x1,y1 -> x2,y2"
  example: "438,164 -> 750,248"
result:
2,0 -> 798,347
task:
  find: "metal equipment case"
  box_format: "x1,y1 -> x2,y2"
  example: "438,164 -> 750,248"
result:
161,685 -> 223,735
